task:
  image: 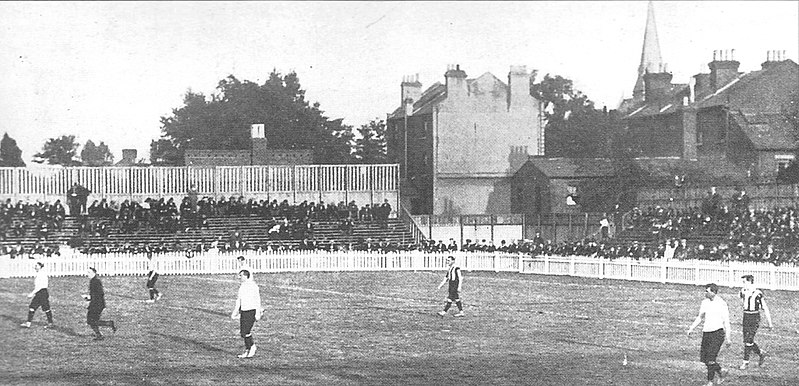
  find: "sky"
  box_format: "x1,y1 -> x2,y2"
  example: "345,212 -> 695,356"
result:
0,1 -> 797,164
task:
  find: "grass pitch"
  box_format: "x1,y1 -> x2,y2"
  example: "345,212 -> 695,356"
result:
2,270 -> 798,385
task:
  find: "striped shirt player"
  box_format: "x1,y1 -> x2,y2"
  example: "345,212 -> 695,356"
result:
145,254 -> 162,303
21,262 -> 54,329
230,269 -> 262,358
687,283 -> 731,386
437,256 -> 464,317
738,274 -> 773,370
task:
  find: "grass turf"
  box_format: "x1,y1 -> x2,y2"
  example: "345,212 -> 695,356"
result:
2,270 -> 798,385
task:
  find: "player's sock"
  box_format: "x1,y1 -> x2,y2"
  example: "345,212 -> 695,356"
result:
443,302 -> 452,312
244,335 -> 253,350
45,310 -> 53,324
751,343 -> 761,356
27,310 -> 34,323
455,301 -> 463,311
91,325 -> 102,337
706,362 -> 719,381
148,289 -> 155,300
743,344 -> 752,360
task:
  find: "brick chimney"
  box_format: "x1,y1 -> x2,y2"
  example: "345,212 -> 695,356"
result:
643,64 -> 673,103
400,74 -> 422,115
709,49 -> 740,91
693,73 -> 711,101
507,65 -> 531,111
444,64 -> 468,99
121,149 -> 136,162
761,49 -> 787,70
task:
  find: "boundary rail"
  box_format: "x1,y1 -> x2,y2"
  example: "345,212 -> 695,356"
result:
2,252 -> 798,291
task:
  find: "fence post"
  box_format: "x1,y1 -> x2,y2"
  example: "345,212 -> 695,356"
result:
627,258 -> 633,281
569,255 -> 575,276
661,258 -> 667,283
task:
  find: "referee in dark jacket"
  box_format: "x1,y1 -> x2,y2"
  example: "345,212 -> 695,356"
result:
83,267 -> 116,340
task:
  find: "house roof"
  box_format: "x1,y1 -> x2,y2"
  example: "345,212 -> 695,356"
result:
523,157 -> 615,178
622,84 -> 690,119
732,111 -> 797,151
695,60 -> 798,113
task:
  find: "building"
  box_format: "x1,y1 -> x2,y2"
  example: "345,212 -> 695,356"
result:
513,2 -> 798,216
387,65 -> 544,215
184,124 -> 314,166
622,51 -> 798,181
115,149 -> 138,166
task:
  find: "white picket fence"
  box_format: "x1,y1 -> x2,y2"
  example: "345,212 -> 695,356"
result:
2,251 -> 798,291
521,255 -> 799,291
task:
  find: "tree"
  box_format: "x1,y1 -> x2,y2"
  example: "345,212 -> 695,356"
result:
34,135 -> 80,166
0,133 -> 26,167
353,119 -> 387,163
156,71 -> 357,165
80,140 -> 114,166
532,74 -> 613,158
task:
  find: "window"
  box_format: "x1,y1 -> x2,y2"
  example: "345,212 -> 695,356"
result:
776,154 -> 795,174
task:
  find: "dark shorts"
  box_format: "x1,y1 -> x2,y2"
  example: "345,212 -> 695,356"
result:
742,313 -> 760,344
146,271 -> 159,288
240,309 -> 256,338
29,289 -> 50,311
447,286 -> 460,302
700,329 -> 725,363
86,307 -> 104,326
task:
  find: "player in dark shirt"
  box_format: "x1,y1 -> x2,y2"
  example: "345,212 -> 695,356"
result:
437,256 -> 464,317
82,268 -> 116,340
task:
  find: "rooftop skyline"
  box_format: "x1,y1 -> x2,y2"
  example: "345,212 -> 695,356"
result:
1,1 -> 797,163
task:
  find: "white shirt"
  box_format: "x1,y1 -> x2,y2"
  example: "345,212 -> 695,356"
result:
699,296 -> 730,332
33,269 -> 49,293
237,279 -> 261,312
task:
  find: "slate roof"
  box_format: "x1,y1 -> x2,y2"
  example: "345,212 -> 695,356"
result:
694,60 -> 798,112
623,84 -> 690,119
732,111 -> 797,151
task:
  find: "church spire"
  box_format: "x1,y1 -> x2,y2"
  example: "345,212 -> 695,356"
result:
632,1 -> 664,99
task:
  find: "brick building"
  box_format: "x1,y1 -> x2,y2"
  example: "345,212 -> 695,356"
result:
184,124 -> 314,166
387,65 -> 544,215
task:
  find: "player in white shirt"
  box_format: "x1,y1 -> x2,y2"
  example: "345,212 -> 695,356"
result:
687,283 -> 732,386
145,254 -> 162,303
230,269 -> 262,358
21,262 -> 54,329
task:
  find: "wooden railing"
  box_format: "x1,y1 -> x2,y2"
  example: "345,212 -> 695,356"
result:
3,251 -> 798,291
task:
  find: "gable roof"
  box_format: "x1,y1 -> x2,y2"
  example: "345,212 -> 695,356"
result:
732,111 -> 797,151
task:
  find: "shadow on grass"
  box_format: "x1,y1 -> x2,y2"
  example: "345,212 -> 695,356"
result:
0,313 -> 84,337
149,331 -> 235,355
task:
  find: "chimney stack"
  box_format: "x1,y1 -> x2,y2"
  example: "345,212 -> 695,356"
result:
643,65 -> 673,103
762,49 -> 786,70
507,65 -> 531,111
708,49 -> 740,91
400,74 -> 422,114
444,64 -> 468,99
